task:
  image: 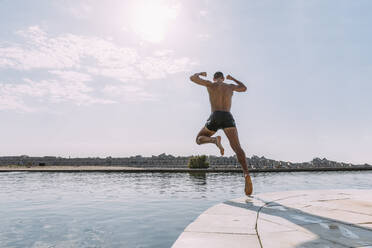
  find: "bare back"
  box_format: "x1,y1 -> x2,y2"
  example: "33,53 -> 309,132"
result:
207,82 -> 234,112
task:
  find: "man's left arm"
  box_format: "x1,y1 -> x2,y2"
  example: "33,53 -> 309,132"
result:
226,75 -> 247,92
190,72 -> 213,87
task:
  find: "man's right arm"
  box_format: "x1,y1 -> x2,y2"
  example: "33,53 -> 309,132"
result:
190,72 -> 213,87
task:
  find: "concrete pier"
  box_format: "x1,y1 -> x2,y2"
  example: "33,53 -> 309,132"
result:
172,189 -> 372,248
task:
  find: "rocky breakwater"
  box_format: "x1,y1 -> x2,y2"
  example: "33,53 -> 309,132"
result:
0,154 -> 371,171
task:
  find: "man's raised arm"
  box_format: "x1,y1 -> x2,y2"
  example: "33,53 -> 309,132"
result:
226,75 -> 247,92
190,72 -> 213,87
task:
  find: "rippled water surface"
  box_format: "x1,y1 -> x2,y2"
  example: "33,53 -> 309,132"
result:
1,171 -> 372,248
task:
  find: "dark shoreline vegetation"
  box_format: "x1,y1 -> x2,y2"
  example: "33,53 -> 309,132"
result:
0,154 -> 371,172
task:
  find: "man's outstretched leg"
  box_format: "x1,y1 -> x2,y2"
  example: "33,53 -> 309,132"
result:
196,127 -> 224,155
223,127 -> 253,196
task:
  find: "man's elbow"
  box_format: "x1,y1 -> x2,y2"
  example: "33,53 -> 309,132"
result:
239,86 -> 247,92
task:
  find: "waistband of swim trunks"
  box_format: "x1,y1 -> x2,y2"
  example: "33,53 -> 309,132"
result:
212,110 -> 231,114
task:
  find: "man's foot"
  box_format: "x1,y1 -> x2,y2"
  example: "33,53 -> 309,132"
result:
244,174 -> 253,196
215,136 -> 224,155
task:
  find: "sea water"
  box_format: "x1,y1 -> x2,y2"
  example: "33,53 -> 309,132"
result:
0,171 -> 371,248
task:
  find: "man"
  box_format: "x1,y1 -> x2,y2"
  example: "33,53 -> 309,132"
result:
190,71 -> 253,196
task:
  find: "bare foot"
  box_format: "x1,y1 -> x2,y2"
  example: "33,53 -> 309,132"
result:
215,136 -> 224,155
244,174 -> 253,196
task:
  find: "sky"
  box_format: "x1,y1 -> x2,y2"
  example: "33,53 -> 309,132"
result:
0,0 -> 372,164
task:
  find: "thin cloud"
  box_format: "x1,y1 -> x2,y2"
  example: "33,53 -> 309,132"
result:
0,26 -> 195,80
68,2 -> 93,19
139,50 -> 198,79
199,10 -> 208,17
0,26 -> 197,111
103,85 -> 158,102
197,34 -> 210,40
0,93 -> 34,112
49,70 -> 92,83
54,0 -> 93,19
0,71 -> 114,112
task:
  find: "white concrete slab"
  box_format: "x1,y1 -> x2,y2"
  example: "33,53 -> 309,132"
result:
172,189 -> 372,248
259,230 -> 347,248
172,232 -> 260,248
185,213 -> 257,234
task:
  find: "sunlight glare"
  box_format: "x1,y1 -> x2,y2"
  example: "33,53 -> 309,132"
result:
129,0 -> 179,43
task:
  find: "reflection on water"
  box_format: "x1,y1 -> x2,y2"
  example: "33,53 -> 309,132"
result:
188,172 -> 207,184
0,171 -> 371,248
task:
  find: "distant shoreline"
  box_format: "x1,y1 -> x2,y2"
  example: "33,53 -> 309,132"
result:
1,165 -> 372,173
1,155 -> 371,172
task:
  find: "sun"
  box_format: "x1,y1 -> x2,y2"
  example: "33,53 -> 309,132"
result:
129,0 -> 179,43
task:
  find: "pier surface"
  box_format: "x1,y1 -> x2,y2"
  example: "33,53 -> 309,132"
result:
172,189 -> 372,248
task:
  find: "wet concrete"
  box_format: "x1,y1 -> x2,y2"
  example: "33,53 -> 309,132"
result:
172,189 -> 372,248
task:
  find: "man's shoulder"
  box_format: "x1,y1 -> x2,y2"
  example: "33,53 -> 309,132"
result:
209,82 -> 233,90
219,82 -> 232,87
222,82 -> 235,90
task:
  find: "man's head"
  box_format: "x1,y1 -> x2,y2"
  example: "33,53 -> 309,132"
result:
213,71 -> 224,82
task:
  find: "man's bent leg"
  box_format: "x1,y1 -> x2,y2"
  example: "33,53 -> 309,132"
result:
196,126 -> 215,144
223,127 -> 253,195
196,126 -> 224,155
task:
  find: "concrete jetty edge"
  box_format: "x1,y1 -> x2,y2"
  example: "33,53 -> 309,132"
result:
172,189 -> 372,248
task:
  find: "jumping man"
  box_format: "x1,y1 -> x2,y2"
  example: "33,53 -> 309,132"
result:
190,71 -> 253,196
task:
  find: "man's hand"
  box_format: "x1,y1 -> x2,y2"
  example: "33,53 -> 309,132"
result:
190,72 -> 212,87
226,75 -> 233,80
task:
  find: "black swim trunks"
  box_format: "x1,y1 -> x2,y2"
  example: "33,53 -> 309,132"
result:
205,111 -> 236,131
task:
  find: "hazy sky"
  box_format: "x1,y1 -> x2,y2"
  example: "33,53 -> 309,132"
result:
1,0 -> 371,163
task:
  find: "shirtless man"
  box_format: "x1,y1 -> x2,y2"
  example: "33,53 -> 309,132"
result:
190,71 -> 253,196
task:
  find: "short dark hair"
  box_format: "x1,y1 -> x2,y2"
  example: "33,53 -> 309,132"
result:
213,71 -> 224,79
